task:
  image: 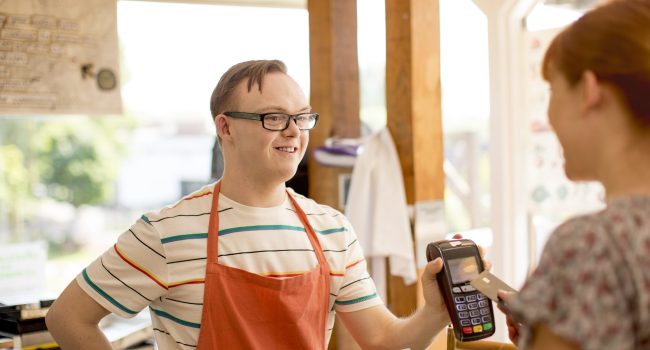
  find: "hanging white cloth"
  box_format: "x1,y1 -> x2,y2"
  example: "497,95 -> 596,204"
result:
345,128 -> 417,300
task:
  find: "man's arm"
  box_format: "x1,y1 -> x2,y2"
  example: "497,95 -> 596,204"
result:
45,280 -> 112,350
336,258 -> 450,350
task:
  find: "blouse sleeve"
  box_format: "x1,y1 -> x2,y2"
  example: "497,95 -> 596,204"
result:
507,216 -> 635,350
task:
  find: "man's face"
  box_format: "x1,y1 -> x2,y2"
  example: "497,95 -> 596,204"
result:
223,72 -> 311,184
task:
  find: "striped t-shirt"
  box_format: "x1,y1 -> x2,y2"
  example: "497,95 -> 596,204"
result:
76,185 -> 382,349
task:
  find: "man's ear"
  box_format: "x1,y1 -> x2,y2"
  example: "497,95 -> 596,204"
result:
581,70 -> 603,115
215,114 -> 231,140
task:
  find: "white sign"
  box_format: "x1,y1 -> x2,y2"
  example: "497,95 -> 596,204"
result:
0,0 -> 121,115
414,200 -> 447,268
0,240 -> 47,299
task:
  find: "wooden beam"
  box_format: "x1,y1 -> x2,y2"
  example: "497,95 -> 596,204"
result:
385,0 -> 444,319
307,0 -> 360,210
386,0 -> 443,204
308,1 -> 360,348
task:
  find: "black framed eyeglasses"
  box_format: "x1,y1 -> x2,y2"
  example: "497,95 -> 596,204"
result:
223,111 -> 319,131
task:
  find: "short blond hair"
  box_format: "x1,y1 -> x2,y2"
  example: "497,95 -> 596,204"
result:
209,60 -> 288,119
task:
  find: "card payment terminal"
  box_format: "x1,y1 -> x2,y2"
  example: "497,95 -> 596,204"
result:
426,239 -> 495,341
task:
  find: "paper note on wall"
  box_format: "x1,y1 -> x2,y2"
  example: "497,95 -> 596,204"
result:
0,0 -> 121,115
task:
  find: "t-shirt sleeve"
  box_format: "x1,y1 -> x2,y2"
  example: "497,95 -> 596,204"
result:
507,216 -> 633,349
76,216 -> 169,318
334,217 -> 383,312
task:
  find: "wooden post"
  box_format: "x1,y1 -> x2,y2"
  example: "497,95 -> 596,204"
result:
385,0 -> 444,321
308,0 -> 443,347
308,0 -> 361,348
307,0 -> 361,210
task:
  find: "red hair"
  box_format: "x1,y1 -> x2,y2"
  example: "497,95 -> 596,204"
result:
542,0 -> 650,126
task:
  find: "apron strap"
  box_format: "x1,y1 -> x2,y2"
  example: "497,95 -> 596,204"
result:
287,194 -> 329,268
206,181 -> 222,264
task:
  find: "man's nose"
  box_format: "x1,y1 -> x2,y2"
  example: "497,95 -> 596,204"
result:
282,117 -> 301,136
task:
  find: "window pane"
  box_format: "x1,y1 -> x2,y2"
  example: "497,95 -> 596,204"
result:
0,2 -> 310,297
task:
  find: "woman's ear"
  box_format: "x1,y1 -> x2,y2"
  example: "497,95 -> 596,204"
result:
581,70 -> 603,115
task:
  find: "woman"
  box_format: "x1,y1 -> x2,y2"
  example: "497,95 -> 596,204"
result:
500,0 -> 650,349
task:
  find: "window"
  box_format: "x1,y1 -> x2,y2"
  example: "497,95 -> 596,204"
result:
524,1 -> 604,260
356,0 -> 492,234
0,1 -> 310,298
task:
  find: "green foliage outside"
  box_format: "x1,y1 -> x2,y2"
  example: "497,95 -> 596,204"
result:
0,144 -> 31,240
32,119 -> 126,207
0,116 -> 135,243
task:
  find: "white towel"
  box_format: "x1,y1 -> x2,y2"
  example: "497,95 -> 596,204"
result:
345,128 -> 417,300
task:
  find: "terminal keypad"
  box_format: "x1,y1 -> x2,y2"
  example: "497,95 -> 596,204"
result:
454,285 -> 493,335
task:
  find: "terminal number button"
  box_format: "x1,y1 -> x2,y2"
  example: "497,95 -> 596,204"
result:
461,285 -> 476,292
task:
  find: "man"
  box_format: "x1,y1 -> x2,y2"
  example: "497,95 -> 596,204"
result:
46,60 -> 458,349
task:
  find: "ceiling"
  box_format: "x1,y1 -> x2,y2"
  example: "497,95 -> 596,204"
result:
127,0 -> 306,9
543,0 -> 602,11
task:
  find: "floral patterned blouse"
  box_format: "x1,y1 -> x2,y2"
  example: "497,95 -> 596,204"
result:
508,195 -> 650,350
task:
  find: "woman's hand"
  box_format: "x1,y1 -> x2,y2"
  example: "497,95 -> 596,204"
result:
497,290 -> 520,345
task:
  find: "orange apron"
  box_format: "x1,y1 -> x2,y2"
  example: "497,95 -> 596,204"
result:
196,182 -> 331,349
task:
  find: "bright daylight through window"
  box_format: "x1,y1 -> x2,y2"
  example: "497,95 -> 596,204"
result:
0,1 -> 309,299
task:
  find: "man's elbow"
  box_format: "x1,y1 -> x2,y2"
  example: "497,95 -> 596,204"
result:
45,304 -> 66,336
46,301 -> 85,337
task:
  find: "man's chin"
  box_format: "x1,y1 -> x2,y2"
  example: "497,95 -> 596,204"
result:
257,167 -> 297,185
278,169 -> 298,184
